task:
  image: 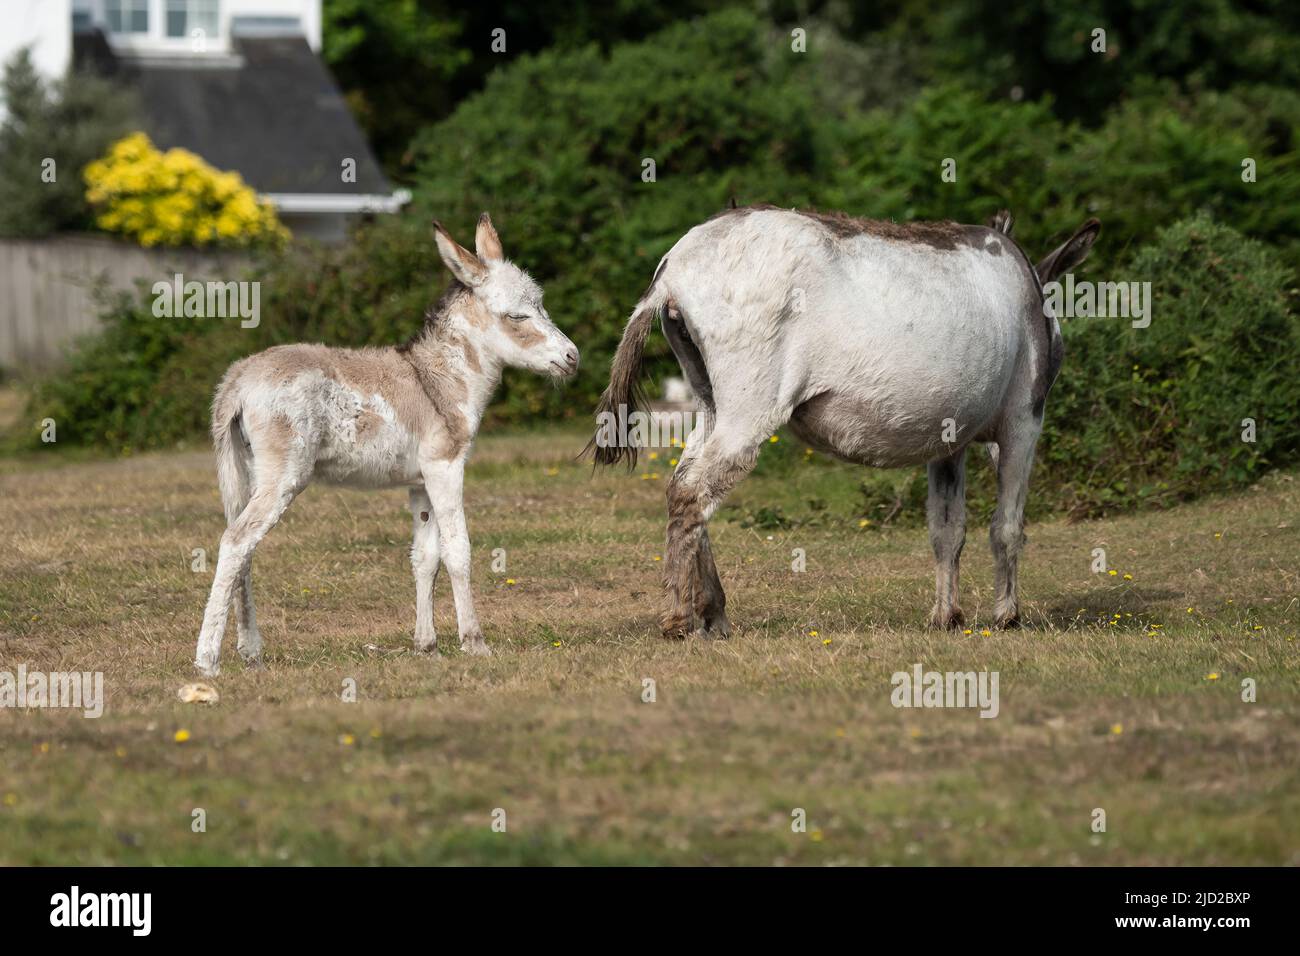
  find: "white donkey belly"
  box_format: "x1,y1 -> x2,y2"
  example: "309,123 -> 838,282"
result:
264,374 -> 423,488
315,387 -> 423,487
790,248 -> 1026,467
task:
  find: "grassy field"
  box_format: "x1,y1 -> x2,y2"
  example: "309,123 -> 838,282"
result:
0,425 -> 1297,865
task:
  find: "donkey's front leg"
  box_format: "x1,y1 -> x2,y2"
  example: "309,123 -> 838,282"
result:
423,458 -> 488,656
694,527 -> 730,638
409,486 -> 441,653
926,449 -> 967,629
990,420 -> 1040,628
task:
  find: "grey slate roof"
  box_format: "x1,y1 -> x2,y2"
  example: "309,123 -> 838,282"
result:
75,31 -> 392,197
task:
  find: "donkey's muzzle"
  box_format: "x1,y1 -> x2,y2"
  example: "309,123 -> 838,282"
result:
551,348 -> 580,378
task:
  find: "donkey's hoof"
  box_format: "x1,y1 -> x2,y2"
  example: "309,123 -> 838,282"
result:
240,654 -> 264,670
995,611 -> 1021,629
928,606 -> 966,630
697,613 -> 731,640
660,613 -> 691,640
194,659 -> 220,679
413,638 -> 437,654
461,640 -> 491,657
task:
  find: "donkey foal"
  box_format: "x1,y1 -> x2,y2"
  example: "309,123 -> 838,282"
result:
193,214 -> 578,676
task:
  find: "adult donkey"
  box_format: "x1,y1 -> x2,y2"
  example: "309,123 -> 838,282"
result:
194,214 -> 578,676
592,205 -> 1098,638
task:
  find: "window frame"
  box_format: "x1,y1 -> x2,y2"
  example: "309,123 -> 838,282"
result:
83,0 -> 228,54
163,0 -> 221,42
102,0 -> 151,36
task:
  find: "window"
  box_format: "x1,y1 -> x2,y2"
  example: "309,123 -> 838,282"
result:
72,0 -> 94,31
105,0 -> 149,34
165,0 -> 220,40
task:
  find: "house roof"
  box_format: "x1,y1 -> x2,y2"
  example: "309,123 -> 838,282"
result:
75,31 -> 393,199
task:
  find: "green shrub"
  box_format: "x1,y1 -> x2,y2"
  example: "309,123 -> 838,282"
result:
829,83 -> 1076,260
1047,82 -> 1300,272
1037,213 -> 1300,517
23,287 -> 217,452
912,0 -> 1300,122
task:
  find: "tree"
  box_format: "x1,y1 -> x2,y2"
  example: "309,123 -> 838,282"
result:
320,0 -> 726,178
0,47 -> 136,237
321,0 -> 470,176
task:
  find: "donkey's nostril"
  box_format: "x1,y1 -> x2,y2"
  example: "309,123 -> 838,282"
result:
565,349 -> 579,368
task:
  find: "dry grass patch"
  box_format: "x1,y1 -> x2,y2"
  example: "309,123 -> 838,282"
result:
0,429 -> 1297,863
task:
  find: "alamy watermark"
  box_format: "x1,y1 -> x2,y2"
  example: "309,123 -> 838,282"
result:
0,665 -> 103,718
890,663 -> 999,718
594,402 -> 701,450
152,273 -> 260,328
1043,273 -> 1151,329
50,886 -> 150,936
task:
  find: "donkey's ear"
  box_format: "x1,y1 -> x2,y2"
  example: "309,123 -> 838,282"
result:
475,212 -> 504,263
433,220 -> 487,287
987,209 -> 1013,236
1036,218 -> 1101,284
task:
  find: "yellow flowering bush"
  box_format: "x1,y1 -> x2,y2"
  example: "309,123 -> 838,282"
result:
84,132 -> 289,248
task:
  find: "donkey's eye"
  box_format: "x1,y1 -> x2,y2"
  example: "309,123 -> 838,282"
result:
507,313 -> 529,322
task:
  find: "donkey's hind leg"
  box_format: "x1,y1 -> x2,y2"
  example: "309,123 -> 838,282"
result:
233,563 -> 262,666
195,428 -> 309,677
662,418 -> 774,640
926,448 -> 968,629
227,482 -> 264,667
211,416 -> 264,668
662,307 -> 729,637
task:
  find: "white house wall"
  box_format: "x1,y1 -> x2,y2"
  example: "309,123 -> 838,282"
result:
1,0 -> 73,84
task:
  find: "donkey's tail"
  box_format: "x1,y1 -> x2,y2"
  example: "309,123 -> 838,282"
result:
211,369 -> 252,523
587,267 -> 671,469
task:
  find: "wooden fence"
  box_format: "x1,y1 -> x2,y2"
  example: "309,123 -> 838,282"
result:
0,235 -> 250,371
